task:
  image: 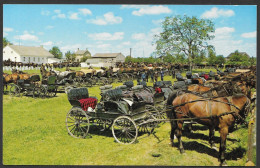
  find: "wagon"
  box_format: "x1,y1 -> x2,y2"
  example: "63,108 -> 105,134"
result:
66,87 -> 158,144
9,75 -> 58,98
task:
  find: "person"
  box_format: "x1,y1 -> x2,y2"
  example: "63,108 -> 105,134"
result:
160,70 -> 164,81
172,70 -> 175,79
141,72 -> 146,82
154,71 -> 158,82
150,70 -> 154,83
146,70 -> 149,82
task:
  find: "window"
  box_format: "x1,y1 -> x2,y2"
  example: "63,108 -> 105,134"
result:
23,57 -> 25,61
33,57 -> 35,61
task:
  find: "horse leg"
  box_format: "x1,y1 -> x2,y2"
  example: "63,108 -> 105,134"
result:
170,120 -> 177,147
209,126 -> 217,150
219,126 -> 228,166
176,121 -> 185,154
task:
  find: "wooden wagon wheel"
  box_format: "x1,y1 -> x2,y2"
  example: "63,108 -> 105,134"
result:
9,84 -> 20,97
112,116 -> 138,144
47,85 -> 57,97
33,85 -> 47,98
66,107 -> 90,139
84,78 -> 93,87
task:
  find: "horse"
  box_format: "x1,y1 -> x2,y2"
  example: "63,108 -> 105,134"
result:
166,92 -> 251,166
40,66 -> 56,79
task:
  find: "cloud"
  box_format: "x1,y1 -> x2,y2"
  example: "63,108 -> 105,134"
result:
3,32 -> 8,36
152,19 -> 164,25
88,32 -> 124,41
209,26 -> 256,57
60,44 -> 83,53
132,33 -> 146,40
69,12 -> 80,20
46,25 -> 54,29
241,31 -> 256,38
4,27 -> 14,32
122,41 -> 131,45
201,7 -> 235,19
52,10 -> 66,19
86,12 -> 122,25
96,43 -> 111,48
78,8 -> 92,15
14,32 -> 39,41
41,10 -> 50,16
38,32 -> 44,35
122,5 -> 172,16
42,41 -> 53,46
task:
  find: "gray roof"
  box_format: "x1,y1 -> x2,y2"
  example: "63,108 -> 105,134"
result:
75,49 -> 90,55
92,53 -> 123,58
8,45 -> 54,57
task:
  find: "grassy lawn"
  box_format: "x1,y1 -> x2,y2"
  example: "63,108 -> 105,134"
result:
2,69 -> 255,166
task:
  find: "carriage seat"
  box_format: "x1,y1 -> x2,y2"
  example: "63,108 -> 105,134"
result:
100,85 -> 113,94
103,88 -> 122,101
123,81 -> 134,88
67,87 -> 97,111
115,85 -> 127,91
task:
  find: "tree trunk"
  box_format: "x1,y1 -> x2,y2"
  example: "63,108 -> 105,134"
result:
188,52 -> 192,72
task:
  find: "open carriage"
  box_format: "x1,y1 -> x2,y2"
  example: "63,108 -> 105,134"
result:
66,87 -> 159,144
9,74 -> 57,98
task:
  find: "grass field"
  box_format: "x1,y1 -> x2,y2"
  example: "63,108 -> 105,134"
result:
2,69 -> 256,166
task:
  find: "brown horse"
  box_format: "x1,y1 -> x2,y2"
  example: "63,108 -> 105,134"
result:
167,92 -> 250,166
40,66 -> 56,79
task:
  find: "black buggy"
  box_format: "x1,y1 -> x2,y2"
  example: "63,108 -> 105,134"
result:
66,87 -> 159,144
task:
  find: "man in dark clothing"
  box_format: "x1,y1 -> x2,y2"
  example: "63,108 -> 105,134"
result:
154,71 -> 158,82
150,70 -> 154,83
172,70 -> 175,79
160,70 -> 164,81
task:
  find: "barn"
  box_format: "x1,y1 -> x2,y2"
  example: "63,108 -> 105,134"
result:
74,48 -> 91,62
84,53 -> 125,67
3,45 -> 54,64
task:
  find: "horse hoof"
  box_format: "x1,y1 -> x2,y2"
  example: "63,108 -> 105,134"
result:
220,161 -> 227,166
180,149 -> 185,154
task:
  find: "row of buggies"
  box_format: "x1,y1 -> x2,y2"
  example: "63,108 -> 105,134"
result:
65,80 -> 178,144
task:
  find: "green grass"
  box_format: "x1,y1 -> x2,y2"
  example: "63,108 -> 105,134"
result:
3,69 -> 256,166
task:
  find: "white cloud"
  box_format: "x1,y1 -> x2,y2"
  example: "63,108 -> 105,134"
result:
241,31 -> 256,38
132,33 -> 146,40
42,41 -> 53,46
38,32 -> 44,35
14,32 -> 39,41
209,26 -> 256,57
97,44 -> 111,48
69,12 -> 80,20
60,44 -> 83,53
122,41 -> 131,45
41,10 -> 50,16
4,27 -> 14,32
86,12 -> 122,25
88,32 -> 124,41
52,10 -> 66,19
46,25 -> 54,29
3,32 -> 8,37
201,7 -> 235,19
152,19 -> 164,25
78,8 -> 92,15
122,5 -> 172,16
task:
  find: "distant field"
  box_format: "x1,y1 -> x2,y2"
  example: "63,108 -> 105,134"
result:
2,70 -> 255,166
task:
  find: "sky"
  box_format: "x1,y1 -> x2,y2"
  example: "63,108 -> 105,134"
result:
3,4 -> 257,58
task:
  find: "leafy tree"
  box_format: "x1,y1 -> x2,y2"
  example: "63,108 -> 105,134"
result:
207,48 -> 217,65
125,56 -> 132,63
193,50 -> 207,65
65,51 -> 76,61
227,50 -> 249,66
80,55 -> 90,62
154,15 -> 215,71
49,46 -> 62,59
3,37 -> 12,47
215,55 -> 225,65
248,57 -> 256,66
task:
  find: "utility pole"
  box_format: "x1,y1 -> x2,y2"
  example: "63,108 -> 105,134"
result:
130,48 -> 132,58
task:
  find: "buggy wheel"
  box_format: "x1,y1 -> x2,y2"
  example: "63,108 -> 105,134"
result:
112,116 -> 138,144
9,84 -> 20,97
47,86 -> 57,97
33,85 -> 47,98
66,107 -> 90,138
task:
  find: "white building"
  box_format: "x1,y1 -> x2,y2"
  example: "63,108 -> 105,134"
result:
3,45 -> 54,64
85,53 -> 125,67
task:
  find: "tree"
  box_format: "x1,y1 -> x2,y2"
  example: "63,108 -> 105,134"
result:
3,37 -> 12,48
227,50 -> 250,66
193,50 -> 207,65
80,55 -> 89,62
49,46 -> 62,59
207,47 -> 217,65
248,57 -> 256,66
154,15 -> 215,71
215,55 -> 225,65
65,51 -> 76,61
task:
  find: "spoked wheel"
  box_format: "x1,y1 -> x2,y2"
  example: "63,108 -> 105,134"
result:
9,84 -> 20,97
112,116 -> 138,144
33,85 -> 47,98
84,78 -> 93,87
47,86 -> 57,97
66,107 -> 90,139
